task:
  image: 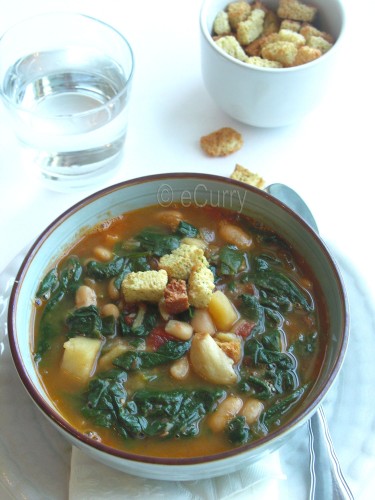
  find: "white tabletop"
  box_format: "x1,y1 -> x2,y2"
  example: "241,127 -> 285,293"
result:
0,0 -> 374,498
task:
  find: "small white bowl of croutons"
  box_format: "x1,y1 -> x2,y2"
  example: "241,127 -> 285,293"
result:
200,0 -> 345,127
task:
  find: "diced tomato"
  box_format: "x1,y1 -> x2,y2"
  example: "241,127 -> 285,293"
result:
147,326 -> 175,350
234,320 -> 256,339
123,315 -> 134,326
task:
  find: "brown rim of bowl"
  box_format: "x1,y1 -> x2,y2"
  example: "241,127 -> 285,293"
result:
7,172 -> 349,467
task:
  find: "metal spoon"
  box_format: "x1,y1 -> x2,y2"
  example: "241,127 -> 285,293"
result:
264,183 -> 354,500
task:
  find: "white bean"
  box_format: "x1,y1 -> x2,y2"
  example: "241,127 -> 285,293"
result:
181,237 -> 207,250
75,285 -> 97,308
191,308 -> 216,335
208,396 -> 243,432
153,210 -> 183,230
108,277 -> 120,300
240,398 -> 264,425
101,303 -> 120,319
170,356 -> 190,380
93,246 -> 113,262
218,221 -> 253,250
165,320 -> 193,341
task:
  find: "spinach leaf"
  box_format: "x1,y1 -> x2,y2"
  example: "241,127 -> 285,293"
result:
132,388 -> 225,438
59,256 -> 83,293
239,294 -> 265,335
288,332 -> 318,357
262,330 -> 282,351
176,221 -> 199,238
254,271 -> 311,311
34,256 -> 83,361
66,305 -> 103,339
86,256 -> 125,280
226,416 -> 250,444
262,385 -> 308,425
253,254 -> 282,272
238,375 -> 274,400
132,305 -> 158,337
112,340 -> 191,370
35,267 -> 59,300
135,228 -> 181,257
81,369 -> 147,438
245,338 -> 296,370
266,365 -> 298,394
219,245 -> 244,275
118,305 -> 158,338
82,373 -> 224,440
240,294 -> 263,322
43,256 -> 83,313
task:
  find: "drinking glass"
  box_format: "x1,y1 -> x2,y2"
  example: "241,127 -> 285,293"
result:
0,13 -> 134,191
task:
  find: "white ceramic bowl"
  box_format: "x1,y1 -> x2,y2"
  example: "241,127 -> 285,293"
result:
200,0 -> 345,127
8,173 -> 349,480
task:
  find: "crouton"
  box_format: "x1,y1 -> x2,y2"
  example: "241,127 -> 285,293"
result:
307,35 -> 333,54
215,36 -> 249,63
230,164 -> 266,189
214,332 -> 242,363
213,10 -> 232,36
277,0 -> 317,23
227,1 -> 252,30
209,0 -> 334,68
294,45 -> 321,65
200,127 -> 243,157
164,279 -> 189,315
247,56 -> 283,68
237,9 -> 265,46
244,33 -> 278,57
159,243 -> 208,280
121,269 -> 168,303
300,24 -> 334,44
263,9 -> 280,36
277,28 -> 306,47
188,264 -> 215,309
280,19 -> 301,32
261,40 -> 298,67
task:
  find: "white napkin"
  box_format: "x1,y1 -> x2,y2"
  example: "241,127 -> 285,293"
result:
69,446 -> 285,500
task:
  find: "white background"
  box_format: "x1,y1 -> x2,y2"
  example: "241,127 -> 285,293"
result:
0,0 -> 374,498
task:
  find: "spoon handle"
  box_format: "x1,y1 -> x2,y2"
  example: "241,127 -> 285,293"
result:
308,406 -> 354,499
264,183 -> 354,499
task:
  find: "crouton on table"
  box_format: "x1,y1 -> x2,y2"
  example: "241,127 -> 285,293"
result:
230,164 -> 266,189
200,127 -> 243,157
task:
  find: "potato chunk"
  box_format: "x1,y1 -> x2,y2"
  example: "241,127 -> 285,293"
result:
208,290 -> 238,331
61,336 -> 102,383
190,332 -> 237,385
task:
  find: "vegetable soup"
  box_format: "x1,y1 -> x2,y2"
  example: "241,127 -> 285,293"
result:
33,204 -> 327,458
